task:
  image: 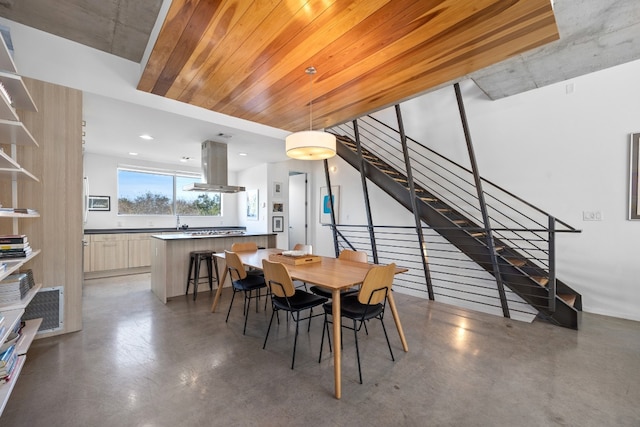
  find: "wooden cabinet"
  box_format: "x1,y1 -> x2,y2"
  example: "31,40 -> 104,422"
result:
89,234 -> 128,272
127,233 -> 152,268
84,232 -> 153,273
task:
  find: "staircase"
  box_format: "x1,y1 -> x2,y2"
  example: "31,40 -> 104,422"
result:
330,129 -> 582,329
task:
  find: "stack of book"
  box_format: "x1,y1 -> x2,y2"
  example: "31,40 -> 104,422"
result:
0,269 -> 35,305
0,344 -> 18,384
0,235 -> 32,259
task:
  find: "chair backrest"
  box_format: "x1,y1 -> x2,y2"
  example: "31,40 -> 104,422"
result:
358,263 -> 396,305
225,250 -> 247,280
339,249 -> 368,263
293,243 -> 312,254
231,242 -> 258,252
262,259 -> 295,298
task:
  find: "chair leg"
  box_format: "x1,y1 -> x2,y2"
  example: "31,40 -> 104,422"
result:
291,311 -> 300,370
263,308 -> 277,349
354,319 -> 363,384
207,257 -> 213,291
243,291 -> 251,335
319,312 -> 329,363
307,307 -> 313,332
225,288 -> 237,323
379,316 -> 395,362
192,256 -> 200,301
186,256 -> 194,295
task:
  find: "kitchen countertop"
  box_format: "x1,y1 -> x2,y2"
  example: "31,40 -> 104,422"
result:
84,227 -> 246,235
152,232 -> 275,240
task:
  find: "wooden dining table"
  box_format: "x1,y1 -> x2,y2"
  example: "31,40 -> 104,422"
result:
210,248 -> 408,399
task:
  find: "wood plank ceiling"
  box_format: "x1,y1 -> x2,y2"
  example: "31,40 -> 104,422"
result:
138,0 -> 558,133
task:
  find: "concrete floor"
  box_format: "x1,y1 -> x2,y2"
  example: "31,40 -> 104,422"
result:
1,273 -> 639,427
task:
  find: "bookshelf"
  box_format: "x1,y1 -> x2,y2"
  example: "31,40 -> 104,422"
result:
0,31 -> 42,417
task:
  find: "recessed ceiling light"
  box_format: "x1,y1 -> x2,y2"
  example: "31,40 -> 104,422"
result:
129,152 -> 139,156
238,152 -> 248,156
139,134 -> 154,140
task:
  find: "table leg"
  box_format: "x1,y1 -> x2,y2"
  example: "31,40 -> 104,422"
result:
211,265 -> 227,313
387,291 -> 409,352
332,288 -> 342,399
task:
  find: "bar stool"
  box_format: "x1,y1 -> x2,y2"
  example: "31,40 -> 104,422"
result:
186,250 -> 220,301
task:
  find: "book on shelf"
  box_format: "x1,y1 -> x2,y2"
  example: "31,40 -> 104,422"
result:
0,352 -> 18,380
0,235 -> 28,244
0,247 -> 32,259
0,269 -> 34,303
0,344 -> 14,368
0,243 -> 29,250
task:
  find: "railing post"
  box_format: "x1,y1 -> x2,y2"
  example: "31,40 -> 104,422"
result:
395,104 -> 434,299
353,119 -> 379,263
324,160 -> 340,257
548,216 -> 557,312
454,83 -> 510,318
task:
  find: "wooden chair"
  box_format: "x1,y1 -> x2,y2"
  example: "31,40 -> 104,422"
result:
292,243 -> 313,290
309,249 -> 368,298
230,242 -> 263,276
224,250 -> 267,335
231,242 -> 258,252
319,263 -> 396,384
261,259 -> 328,369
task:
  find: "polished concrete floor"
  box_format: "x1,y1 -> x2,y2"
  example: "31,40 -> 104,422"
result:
1,273 -> 639,427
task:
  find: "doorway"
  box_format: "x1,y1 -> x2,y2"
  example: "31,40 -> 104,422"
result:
288,172 -> 307,248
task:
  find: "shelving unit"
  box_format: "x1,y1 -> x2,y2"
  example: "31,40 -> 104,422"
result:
0,30 -> 42,417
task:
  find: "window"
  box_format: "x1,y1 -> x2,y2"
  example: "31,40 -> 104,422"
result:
117,168 -> 221,216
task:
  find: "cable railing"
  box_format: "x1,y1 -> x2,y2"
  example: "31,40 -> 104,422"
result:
328,114 -> 580,318
330,224 -> 540,320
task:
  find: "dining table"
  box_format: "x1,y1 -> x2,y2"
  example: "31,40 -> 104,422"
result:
210,248 -> 409,399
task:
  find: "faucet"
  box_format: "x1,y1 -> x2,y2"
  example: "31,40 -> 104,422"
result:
176,214 -> 180,230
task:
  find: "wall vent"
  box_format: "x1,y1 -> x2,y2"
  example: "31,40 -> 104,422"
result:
23,286 -> 64,333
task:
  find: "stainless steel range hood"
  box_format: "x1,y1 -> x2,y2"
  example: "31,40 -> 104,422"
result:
183,140 -> 245,193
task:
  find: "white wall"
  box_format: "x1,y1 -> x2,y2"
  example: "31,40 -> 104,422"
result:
312,59 -> 640,322
83,153 -> 239,230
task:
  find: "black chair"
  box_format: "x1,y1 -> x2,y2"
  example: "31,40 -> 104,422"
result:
262,259 -> 327,369
309,249 -> 367,299
224,250 -> 267,335
319,263 -> 396,384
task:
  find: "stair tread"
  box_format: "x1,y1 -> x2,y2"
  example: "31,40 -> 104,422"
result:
505,257 -> 527,267
559,294 -> 576,307
532,276 -> 549,286
420,197 -> 437,202
470,232 -> 485,238
452,219 -> 467,224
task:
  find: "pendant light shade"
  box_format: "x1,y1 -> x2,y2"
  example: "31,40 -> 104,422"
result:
285,66 -> 336,160
286,130 -> 336,160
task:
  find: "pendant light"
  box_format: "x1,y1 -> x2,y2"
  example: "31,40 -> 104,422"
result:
285,66 -> 336,160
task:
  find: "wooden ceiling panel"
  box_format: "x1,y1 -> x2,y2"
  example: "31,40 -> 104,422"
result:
138,0 -> 558,132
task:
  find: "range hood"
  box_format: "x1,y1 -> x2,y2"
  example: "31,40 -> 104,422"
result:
183,140 -> 245,193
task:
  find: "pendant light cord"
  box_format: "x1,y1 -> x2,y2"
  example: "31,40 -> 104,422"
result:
306,66 -> 317,132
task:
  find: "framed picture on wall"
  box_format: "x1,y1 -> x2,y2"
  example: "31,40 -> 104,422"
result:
88,195 -> 110,211
246,189 -> 258,220
273,181 -> 283,198
272,202 -> 283,213
272,215 -> 284,232
629,133 -> 640,219
319,186 -> 339,224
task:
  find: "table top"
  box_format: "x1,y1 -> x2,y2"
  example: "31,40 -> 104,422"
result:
220,248 -> 406,291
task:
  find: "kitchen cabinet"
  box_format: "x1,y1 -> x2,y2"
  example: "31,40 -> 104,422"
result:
127,233 -> 153,268
89,234 -> 128,272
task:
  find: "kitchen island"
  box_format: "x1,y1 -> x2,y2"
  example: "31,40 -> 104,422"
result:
150,232 -> 276,303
